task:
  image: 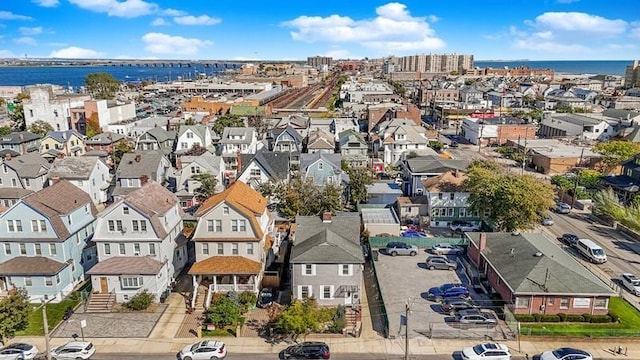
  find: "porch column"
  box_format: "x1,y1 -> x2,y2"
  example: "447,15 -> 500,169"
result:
192,274 -> 198,288
213,275 -> 217,292
253,275 -> 258,293
233,275 -> 237,292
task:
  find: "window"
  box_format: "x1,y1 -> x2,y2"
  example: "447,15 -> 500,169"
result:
217,243 -> 224,255
119,243 -> 126,255
20,243 -> 26,255
25,178 -> 30,187
515,297 -> 530,308
49,243 -> 56,255
247,243 -> 254,255
55,274 -> 60,284
134,243 -> 140,254
547,298 -> 555,306
140,220 -> 147,232
231,220 -> 238,232
181,142 -> 188,149
299,285 -> 312,299
40,220 -> 46,232
45,277 -> 53,286
11,178 -> 16,187
207,220 -> 214,232
250,169 -> 261,177
459,208 -> 466,217
594,298 -> 608,309
31,220 -> 38,232
25,277 -> 32,286
239,220 -> 246,232
320,285 -> 334,300
560,297 -> 569,309
303,264 -> 316,276
123,206 -> 129,214
149,243 -> 156,255
339,264 -> 352,276
438,193 -> 443,200
232,243 -> 238,255
121,276 -> 143,289
450,193 -> 455,200
4,243 -> 11,255
108,220 -> 115,232
116,220 -> 122,232
202,243 -> 209,255
104,243 -> 111,255
8,220 -> 22,232
35,243 -> 41,255
132,220 -> 139,232
223,206 -> 229,215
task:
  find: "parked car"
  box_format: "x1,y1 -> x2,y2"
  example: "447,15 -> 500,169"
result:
450,141 -> 459,148
427,283 -> 469,301
0,343 -> 39,360
441,298 -> 478,315
555,202 -> 571,214
461,343 -> 511,360
178,340 -> 227,360
401,230 -> 427,238
621,273 -> 640,296
50,342 -> 95,360
559,233 -> 579,247
430,243 -> 464,255
425,256 -> 457,271
449,221 -> 480,232
257,287 -> 275,308
281,341 -> 330,359
533,347 -> 593,360
453,309 -> 497,327
541,216 -> 554,226
384,242 -> 418,256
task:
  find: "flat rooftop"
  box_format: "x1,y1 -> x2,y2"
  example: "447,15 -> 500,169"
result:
361,208 -> 399,224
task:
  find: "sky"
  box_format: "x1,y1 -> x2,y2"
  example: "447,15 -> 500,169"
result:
0,0 -> 638,61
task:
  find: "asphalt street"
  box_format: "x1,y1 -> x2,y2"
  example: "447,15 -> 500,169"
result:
88,353 -> 533,360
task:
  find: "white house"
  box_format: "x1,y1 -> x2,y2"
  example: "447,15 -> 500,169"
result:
175,125 -> 213,154
48,156 -> 112,205
539,113 -> 617,141
23,86 -> 90,131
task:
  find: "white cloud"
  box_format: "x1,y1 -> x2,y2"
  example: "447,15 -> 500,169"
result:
14,37 -> 37,46
632,26 -> 640,39
151,17 -> 169,26
49,46 -> 103,58
534,31 -> 553,40
513,39 -> 589,53
19,26 -> 43,35
530,12 -> 627,36
68,0 -> 158,18
282,2 -> 445,53
608,43 -> 637,50
141,32 -> 212,55
162,8 -> 186,17
0,50 -> 18,58
0,11 -> 33,21
173,15 -> 221,26
32,0 -> 59,7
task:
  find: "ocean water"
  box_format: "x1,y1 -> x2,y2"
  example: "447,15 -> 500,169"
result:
474,60 -> 632,76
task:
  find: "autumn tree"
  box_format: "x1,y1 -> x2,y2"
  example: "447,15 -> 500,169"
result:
211,114 -> 244,136
85,72 -> 120,100
268,176 -> 343,219
0,288 -> 30,344
345,165 -> 374,205
276,298 -> 320,340
85,113 -> 102,138
9,103 -> 25,131
184,144 -> 207,156
594,140 -> 640,172
27,120 -> 54,136
193,173 -> 219,200
113,141 -> 133,167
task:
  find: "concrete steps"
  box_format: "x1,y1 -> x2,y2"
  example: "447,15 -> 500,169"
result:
85,293 -> 115,312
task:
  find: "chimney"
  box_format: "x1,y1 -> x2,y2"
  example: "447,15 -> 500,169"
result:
19,134 -> 24,141
135,154 -> 141,163
140,175 -> 149,185
322,211 -> 332,223
51,175 -> 60,184
477,232 -> 487,266
454,169 -> 459,178
5,153 -> 11,161
236,149 -> 242,171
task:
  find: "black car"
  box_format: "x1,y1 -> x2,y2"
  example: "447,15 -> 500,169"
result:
257,287 -> 275,308
282,341 -> 330,359
449,141 -> 459,148
559,233 -> 579,247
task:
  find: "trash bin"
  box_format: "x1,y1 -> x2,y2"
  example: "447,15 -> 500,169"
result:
372,250 -> 379,261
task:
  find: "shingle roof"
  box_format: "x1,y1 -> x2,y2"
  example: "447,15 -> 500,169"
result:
87,256 -> 164,275
0,187 -> 33,199
43,130 -> 84,143
49,156 -> 100,180
421,170 -> 468,192
144,127 -> 176,143
467,232 -> 614,296
121,181 -> 180,239
307,129 -> 334,149
405,156 -> 469,174
3,152 -> 50,178
0,256 -> 68,275
240,150 -> 290,180
221,127 -> 255,144
189,256 -> 261,275
0,131 -> 40,144
116,151 -> 166,179
85,131 -> 127,145
178,125 -> 208,141
22,180 -> 97,240
292,215 -> 363,264
300,152 -> 342,171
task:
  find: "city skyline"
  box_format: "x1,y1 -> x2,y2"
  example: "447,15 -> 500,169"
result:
0,0 -> 639,61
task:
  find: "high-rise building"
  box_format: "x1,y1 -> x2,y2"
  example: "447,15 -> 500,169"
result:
307,56 -> 333,69
624,60 -> 640,89
397,53 -> 474,73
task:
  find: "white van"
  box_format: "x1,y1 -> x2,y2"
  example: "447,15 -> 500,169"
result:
575,239 -> 607,264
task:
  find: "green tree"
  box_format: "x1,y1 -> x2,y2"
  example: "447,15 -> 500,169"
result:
0,288 -> 30,344
428,140 -> 443,152
211,114 -> 244,136
550,174 -> 574,200
578,169 -> 602,189
184,118 -> 196,125
193,173 -> 219,200
85,72 -> 121,100
272,176 -> 342,219
345,166 -> 374,205
113,141 -> 133,167
0,126 -> 11,136
206,295 -> 241,327
593,140 -> 640,172
27,120 -> 54,136
9,103 -> 25,131
276,298 -> 319,339
592,187 -> 626,220
317,184 -> 343,214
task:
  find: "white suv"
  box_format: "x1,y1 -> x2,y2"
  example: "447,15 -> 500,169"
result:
621,273 -> 640,296
461,343 -> 511,360
449,221 -> 480,232
50,342 -> 95,359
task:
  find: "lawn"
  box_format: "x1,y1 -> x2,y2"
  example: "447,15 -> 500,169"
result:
520,297 -> 640,337
15,297 -> 82,336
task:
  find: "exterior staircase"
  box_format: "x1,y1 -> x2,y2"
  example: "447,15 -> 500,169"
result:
85,293 -> 115,312
344,307 -> 362,337
194,285 -> 207,310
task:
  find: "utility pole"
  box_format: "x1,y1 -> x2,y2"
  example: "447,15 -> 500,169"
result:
41,297 -> 56,360
570,146 -> 586,209
404,301 -> 410,360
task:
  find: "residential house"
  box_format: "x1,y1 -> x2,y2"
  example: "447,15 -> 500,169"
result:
486,91 -> 520,108
338,129 -> 368,168
361,208 -> 401,237
219,127 -> 258,173
401,156 -> 470,196
365,182 -> 403,206
189,181 -> 275,307
300,153 -> 345,187
40,130 -> 86,160
308,118 -> 334,135
466,232 -> 615,315
423,170 -> 482,228
113,151 -> 172,198
0,152 -> 51,191
539,113 -> 616,141
22,86 -> 90,132
237,149 -> 291,190
0,180 -> 97,301
332,118 -> 359,138
507,139 -> 600,175
395,196 -> 429,225
174,152 -> 226,209
266,125 -> 303,164
601,153 -> 640,203
377,119 -> 431,165
175,125 -> 213,154
271,114 -> 310,138
87,182 -> 185,303
291,213 -> 364,306
0,131 -> 41,157
48,156 -> 112,205
0,188 -> 33,209
306,129 -> 335,154
84,131 -> 131,167
459,87 -> 484,105
135,127 -> 176,156
461,117 -> 537,146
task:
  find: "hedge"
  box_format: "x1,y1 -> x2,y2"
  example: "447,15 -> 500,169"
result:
514,313 -> 614,323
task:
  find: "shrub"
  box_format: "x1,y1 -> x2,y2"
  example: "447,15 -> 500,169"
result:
590,315 -> 613,323
238,291 -> 257,306
609,312 -> 620,323
566,314 -> 585,322
207,295 -> 241,327
124,290 -> 154,311
514,314 -> 536,322
540,314 -> 561,322
582,313 -> 592,323
558,313 -> 567,322
533,314 -> 543,322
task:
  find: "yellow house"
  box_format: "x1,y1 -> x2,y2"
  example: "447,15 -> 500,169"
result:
40,130 -> 86,159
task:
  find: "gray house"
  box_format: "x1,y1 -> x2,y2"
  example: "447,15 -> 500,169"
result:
291,213 -> 364,307
135,127 -> 176,156
0,131 -> 41,157
0,152 -> 51,192
113,150 -> 172,198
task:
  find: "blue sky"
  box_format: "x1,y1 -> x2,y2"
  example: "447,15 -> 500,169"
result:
0,0 -> 638,61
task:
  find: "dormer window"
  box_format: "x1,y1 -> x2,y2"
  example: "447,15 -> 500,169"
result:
318,162 -> 324,170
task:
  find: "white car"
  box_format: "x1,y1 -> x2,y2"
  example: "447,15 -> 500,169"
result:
461,343 -> 511,360
431,243 -> 464,255
621,273 -> 640,295
0,343 -> 39,360
449,221 -> 480,232
50,342 -> 95,360
178,340 -> 227,360
535,347 -> 592,360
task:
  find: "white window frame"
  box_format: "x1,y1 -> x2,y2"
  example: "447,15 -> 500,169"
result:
232,243 -> 239,255
132,220 -> 139,232
19,243 -> 26,255
320,285 -> 334,300
120,276 -> 144,289
594,298 -> 608,309
202,243 -> 209,255
4,243 -> 11,255
217,243 -> 224,255
104,243 -> 111,255
149,243 -> 156,256
119,243 -> 126,255
247,242 -> 254,255
25,277 -> 32,286
338,264 -> 353,276
45,277 -> 53,287
302,264 -> 316,276
298,285 -> 312,299
515,297 -> 530,308
49,243 -> 56,255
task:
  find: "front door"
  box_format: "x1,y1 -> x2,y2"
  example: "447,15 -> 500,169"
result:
344,291 -> 353,306
100,277 -> 108,293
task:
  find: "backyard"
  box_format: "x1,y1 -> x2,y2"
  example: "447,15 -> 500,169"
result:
16,296 -> 82,336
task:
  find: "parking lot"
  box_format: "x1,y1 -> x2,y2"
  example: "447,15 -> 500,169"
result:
372,246 -> 510,340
